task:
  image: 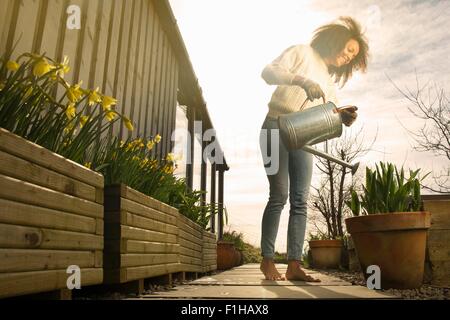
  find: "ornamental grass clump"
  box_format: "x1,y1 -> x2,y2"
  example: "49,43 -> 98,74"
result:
346,162 -> 429,216
0,52 -> 131,164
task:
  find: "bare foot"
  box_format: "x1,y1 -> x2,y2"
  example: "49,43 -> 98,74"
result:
285,260 -> 321,282
260,258 -> 285,281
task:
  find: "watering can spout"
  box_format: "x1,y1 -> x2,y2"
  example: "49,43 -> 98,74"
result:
351,162 -> 360,176
301,145 -> 360,175
278,101 -> 361,174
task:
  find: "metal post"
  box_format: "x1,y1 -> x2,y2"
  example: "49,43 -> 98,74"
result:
186,106 -> 195,190
210,162 -> 216,233
200,139 -> 207,207
218,168 -> 224,240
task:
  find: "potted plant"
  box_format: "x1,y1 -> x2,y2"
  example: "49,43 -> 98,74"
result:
308,233 -> 343,269
345,162 -> 431,289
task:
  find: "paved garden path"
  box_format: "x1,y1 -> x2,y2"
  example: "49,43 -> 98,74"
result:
136,264 -> 398,299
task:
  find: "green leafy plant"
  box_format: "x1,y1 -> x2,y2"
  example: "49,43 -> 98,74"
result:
175,189 -> 225,230
242,243 -> 263,264
308,232 -> 342,241
220,233 -> 263,264
87,134 -> 224,230
87,135 -> 170,189
273,252 -> 288,264
223,230 -> 245,251
346,188 -> 361,217
346,162 -> 429,215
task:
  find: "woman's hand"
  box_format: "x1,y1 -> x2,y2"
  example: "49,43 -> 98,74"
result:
338,106 -> 358,127
292,75 -> 325,102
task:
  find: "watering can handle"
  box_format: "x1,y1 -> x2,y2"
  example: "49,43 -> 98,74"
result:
299,96 -> 327,111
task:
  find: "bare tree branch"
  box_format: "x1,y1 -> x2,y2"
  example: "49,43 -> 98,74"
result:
388,72 -> 450,193
308,126 -> 377,238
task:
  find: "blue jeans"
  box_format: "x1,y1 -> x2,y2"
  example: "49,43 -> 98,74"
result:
259,115 -> 313,261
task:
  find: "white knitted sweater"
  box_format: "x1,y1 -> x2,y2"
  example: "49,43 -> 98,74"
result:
262,44 -> 338,119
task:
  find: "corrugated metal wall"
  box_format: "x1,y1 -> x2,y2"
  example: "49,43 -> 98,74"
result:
0,0 -> 179,159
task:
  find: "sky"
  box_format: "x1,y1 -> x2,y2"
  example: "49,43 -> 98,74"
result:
168,0 -> 450,251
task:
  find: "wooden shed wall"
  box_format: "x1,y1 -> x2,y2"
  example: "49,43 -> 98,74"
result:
0,0 -> 179,159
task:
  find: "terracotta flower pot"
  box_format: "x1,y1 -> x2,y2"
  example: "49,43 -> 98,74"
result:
234,249 -> 242,267
309,239 -> 343,269
217,241 -> 237,270
345,211 -> 431,289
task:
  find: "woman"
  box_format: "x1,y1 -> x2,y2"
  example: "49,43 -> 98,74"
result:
259,16 -> 369,281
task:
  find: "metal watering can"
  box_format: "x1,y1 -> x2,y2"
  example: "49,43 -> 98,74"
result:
278,100 -> 360,175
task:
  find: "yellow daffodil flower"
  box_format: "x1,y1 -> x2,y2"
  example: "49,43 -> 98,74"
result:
123,117 -> 134,132
149,159 -> 158,169
166,153 -> 175,162
130,140 -> 139,149
125,142 -> 133,152
88,87 -> 102,106
33,58 -> 54,77
56,55 -> 70,77
84,162 -> 92,169
66,103 -> 76,120
80,115 -> 89,128
105,111 -> 117,122
146,141 -> 155,150
64,123 -> 75,134
62,139 -> 71,148
6,60 -> 19,72
154,134 -> 161,143
67,81 -> 84,103
140,158 -> 149,167
102,95 -> 117,112
163,165 -> 174,174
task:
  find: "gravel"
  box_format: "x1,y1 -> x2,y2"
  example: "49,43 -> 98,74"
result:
316,268 -> 450,300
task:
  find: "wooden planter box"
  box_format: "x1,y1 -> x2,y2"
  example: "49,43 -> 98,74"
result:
177,214 -> 203,273
202,231 -> 217,273
103,184 -> 181,284
0,128 -> 104,299
423,194 -> 450,287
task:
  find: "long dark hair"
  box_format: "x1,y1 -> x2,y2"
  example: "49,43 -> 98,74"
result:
311,16 -> 369,88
